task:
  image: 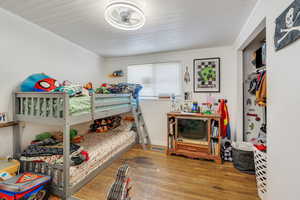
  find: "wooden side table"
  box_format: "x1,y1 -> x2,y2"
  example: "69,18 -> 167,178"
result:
167,112 -> 222,164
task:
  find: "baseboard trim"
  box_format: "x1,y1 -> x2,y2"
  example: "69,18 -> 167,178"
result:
151,145 -> 167,153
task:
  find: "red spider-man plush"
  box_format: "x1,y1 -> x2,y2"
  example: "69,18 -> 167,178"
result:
21,73 -> 60,92
35,78 -> 60,92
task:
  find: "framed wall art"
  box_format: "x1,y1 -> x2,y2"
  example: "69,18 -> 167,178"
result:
275,0 -> 300,51
193,57 -> 220,93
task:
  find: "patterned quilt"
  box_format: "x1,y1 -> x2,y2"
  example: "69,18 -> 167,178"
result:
70,121 -> 136,185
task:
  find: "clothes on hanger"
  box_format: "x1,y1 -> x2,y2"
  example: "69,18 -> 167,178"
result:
218,99 -> 231,139
256,72 -> 266,106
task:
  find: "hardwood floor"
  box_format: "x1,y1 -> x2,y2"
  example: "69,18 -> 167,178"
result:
72,147 -> 259,200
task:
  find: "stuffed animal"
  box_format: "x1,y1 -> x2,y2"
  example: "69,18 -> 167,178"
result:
83,82 -> 94,95
95,83 -> 110,94
20,73 -> 60,92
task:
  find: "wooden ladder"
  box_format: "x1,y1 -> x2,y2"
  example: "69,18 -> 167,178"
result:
132,99 -> 151,150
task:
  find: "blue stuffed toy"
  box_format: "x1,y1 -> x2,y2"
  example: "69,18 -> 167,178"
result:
20,73 -> 60,92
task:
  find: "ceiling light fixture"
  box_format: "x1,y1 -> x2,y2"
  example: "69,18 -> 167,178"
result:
104,1 -> 146,31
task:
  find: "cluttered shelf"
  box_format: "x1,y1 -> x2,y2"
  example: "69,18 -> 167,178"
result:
0,121 -> 18,128
167,112 -> 221,119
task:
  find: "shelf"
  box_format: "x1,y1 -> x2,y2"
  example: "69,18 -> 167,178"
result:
0,121 -> 18,128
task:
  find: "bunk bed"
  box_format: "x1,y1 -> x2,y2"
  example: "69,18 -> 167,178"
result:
12,92 -> 143,199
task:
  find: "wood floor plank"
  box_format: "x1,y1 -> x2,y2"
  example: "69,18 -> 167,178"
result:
74,147 -> 259,200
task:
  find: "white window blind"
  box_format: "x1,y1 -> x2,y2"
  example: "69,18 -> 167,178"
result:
127,62 -> 181,97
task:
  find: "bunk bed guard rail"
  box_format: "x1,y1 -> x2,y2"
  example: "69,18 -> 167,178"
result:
13,92 -> 133,125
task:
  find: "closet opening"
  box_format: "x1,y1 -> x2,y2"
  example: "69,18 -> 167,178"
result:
242,27 -> 267,199
242,28 -> 267,143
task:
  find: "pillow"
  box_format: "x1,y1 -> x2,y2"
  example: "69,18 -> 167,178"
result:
55,83 -> 83,97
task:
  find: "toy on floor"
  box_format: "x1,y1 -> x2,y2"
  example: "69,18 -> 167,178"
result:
107,164 -> 132,200
20,73 -> 60,92
0,173 -> 50,200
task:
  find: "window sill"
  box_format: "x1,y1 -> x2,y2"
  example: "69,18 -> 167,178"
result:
139,96 -> 182,102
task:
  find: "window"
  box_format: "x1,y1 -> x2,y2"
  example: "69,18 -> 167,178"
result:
127,62 -> 181,97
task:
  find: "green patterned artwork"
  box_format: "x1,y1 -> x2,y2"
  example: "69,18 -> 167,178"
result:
193,58 -> 220,93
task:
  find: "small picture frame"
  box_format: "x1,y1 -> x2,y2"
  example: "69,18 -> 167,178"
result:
0,112 -> 8,123
193,57 -> 220,93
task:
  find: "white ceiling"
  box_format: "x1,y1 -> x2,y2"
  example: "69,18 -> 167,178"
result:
0,0 -> 257,57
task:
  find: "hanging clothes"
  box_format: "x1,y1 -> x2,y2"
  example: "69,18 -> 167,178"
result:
218,99 -> 231,139
256,72 -> 266,106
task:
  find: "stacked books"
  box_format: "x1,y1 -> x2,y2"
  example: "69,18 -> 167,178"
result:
211,140 -> 218,156
211,120 -> 219,138
211,120 -> 219,156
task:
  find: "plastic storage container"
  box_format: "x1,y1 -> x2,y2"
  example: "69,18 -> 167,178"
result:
232,142 -> 255,174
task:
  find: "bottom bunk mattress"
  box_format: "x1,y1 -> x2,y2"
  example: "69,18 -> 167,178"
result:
70,128 -> 136,186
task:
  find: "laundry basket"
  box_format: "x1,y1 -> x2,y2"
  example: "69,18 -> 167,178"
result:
253,146 -> 267,200
232,142 -> 255,173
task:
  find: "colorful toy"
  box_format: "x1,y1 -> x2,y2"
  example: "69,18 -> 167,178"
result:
83,82 -> 94,95
191,102 -> 199,113
109,70 -> 124,78
35,132 -> 52,141
95,83 -> 110,94
202,102 -> 213,115
90,116 -> 121,133
0,159 -> 20,180
72,136 -> 84,144
0,173 -> 50,200
70,129 -> 78,140
55,82 -> 83,97
20,73 -> 59,92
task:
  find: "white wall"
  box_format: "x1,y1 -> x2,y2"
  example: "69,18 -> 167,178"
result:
103,46 -> 238,146
235,0 -> 300,199
0,8 -> 103,156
